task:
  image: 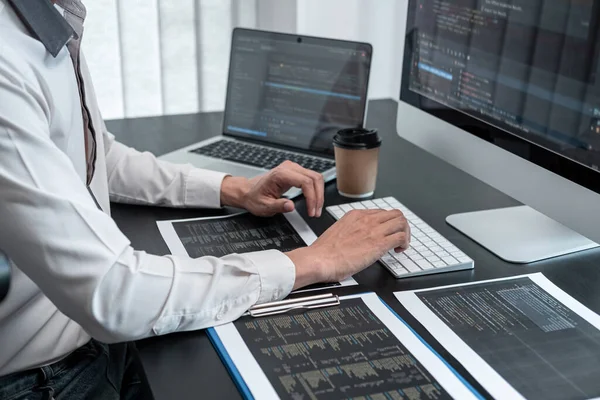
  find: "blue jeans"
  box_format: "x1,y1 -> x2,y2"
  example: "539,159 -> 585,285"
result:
0,340 -> 151,400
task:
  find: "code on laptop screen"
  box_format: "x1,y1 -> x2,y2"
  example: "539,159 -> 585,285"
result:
223,29 -> 372,155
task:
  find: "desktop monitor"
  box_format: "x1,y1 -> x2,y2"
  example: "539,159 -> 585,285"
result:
397,0 -> 600,262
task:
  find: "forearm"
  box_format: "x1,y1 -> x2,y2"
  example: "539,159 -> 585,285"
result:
86,249 -> 295,342
286,247 -> 327,290
5,185 -> 297,342
219,176 -> 251,208
104,136 -> 227,208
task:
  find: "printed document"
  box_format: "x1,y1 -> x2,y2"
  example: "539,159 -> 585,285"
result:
157,210 -> 357,293
396,273 -> 600,400
211,292 -> 481,399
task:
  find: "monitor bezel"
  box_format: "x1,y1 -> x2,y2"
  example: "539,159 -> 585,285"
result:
399,0 -> 600,196
222,27 -> 373,156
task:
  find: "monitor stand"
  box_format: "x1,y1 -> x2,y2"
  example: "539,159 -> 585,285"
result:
446,205 -> 599,263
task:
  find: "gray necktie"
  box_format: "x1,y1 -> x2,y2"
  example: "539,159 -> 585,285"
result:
56,0 -> 98,185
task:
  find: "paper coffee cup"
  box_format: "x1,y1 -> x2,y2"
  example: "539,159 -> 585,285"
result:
333,128 -> 382,198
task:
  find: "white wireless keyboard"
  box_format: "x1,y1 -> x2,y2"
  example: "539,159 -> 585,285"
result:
326,197 -> 474,279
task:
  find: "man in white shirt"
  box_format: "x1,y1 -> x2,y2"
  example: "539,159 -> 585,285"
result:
0,1 -> 410,398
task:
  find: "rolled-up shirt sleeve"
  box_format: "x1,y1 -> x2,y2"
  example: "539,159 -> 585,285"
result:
93,249 -> 295,340
103,124 -> 228,209
0,53 -> 296,344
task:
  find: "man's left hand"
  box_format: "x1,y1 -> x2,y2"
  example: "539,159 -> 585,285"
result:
220,161 -> 325,217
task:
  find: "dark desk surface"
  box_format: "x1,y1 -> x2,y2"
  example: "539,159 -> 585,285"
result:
106,99 -> 600,400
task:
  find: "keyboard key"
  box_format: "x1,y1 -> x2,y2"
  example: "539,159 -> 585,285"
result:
432,261 -> 447,268
381,254 -> 396,264
394,267 -> 410,275
351,202 -> 366,209
386,261 -> 402,270
393,252 -> 408,261
442,256 -> 457,265
416,259 -> 434,270
340,204 -> 353,212
363,200 -> 377,208
401,260 -> 422,273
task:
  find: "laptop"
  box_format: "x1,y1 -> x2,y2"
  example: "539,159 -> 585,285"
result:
160,28 -> 373,198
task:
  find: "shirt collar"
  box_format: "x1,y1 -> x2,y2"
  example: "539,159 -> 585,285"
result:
5,0 -> 77,57
54,0 -> 86,19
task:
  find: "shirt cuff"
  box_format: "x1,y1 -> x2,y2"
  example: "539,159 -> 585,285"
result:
243,250 -> 296,304
184,168 -> 229,208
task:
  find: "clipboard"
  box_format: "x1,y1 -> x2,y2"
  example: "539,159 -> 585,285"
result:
207,292 -> 484,400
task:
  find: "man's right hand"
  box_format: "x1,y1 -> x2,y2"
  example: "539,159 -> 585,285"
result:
286,209 -> 410,290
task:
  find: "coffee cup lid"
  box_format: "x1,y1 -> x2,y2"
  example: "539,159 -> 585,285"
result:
333,128 -> 381,150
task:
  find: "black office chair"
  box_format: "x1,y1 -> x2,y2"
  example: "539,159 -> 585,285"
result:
0,254 -> 9,304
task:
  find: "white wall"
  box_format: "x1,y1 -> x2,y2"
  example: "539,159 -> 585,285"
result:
256,0 -> 297,32
84,1 -> 405,119
84,0 -> 254,119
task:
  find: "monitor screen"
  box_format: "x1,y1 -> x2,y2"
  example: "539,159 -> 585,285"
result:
223,29 -> 372,155
402,0 -> 600,177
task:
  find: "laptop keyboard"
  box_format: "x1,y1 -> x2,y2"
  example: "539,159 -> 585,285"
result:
190,139 -> 335,172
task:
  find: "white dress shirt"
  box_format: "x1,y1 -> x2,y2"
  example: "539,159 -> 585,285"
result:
0,0 -> 295,377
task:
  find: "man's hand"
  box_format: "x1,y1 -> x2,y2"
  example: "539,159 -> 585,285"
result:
220,161 -> 324,217
286,209 -> 410,290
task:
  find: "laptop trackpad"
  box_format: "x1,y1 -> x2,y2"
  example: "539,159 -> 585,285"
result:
205,161 -> 264,179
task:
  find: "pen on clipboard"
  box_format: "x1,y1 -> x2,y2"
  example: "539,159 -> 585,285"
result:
246,293 -> 340,317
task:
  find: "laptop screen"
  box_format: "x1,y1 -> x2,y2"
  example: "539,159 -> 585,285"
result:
222,28 -> 372,156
